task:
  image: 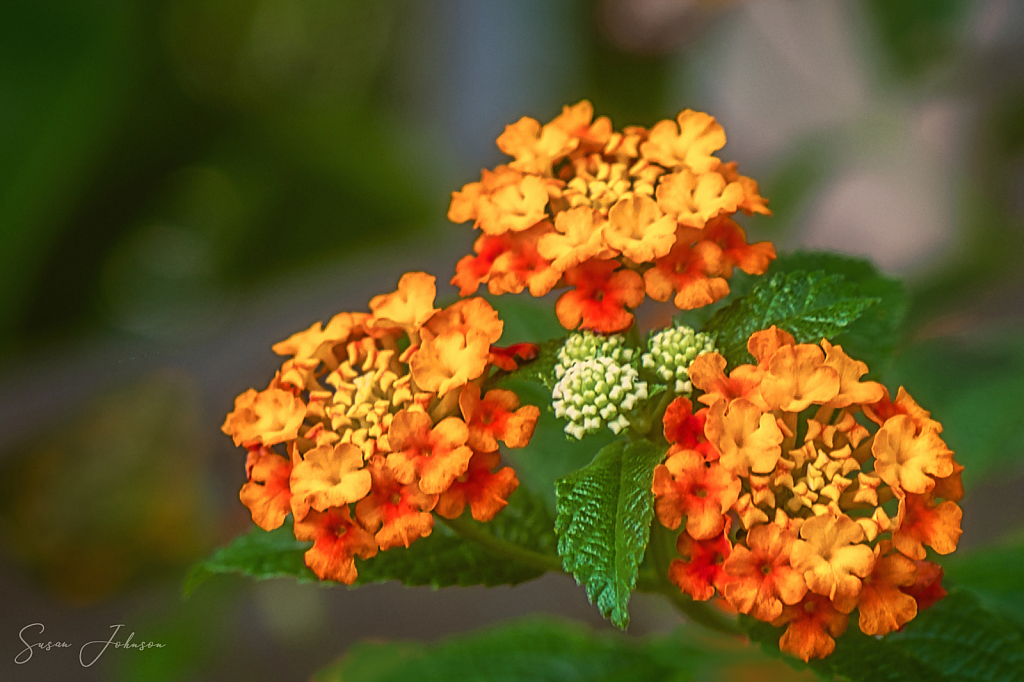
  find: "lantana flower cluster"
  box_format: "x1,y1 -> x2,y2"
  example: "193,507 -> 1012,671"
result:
448,101 -> 777,333
652,326 -> 962,661
221,272 -> 540,584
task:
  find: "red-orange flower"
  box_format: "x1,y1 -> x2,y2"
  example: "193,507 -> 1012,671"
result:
355,455 -> 436,550
773,593 -> 848,661
643,237 -> 729,311
668,529 -> 733,601
555,259 -> 644,333
459,383 -> 540,453
385,410 -> 473,495
652,449 -> 740,540
892,491 -> 963,560
700,216 -> 775,278
857,543 -> 918,636
901,560 -> 947,612
293,506 -> 378,584
239,448 -> 293,531
722,523 -> 807,621
435,450 -> 519,522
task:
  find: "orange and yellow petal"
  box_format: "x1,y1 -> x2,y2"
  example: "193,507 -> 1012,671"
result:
722,523 -> 807,621
293,506 -> 378,584
435,450 -> 519,522
289,442 -> 372,522
555,260 -> 645,333
774,593 -> 848,661
872,416 -> 954,495
239,448 -> 293,531
790,512 -> 874,612
704,398 -> 783,476
641,109 -> 725,173
604,194 -> 678,263
669,529 -> 733,601
857,545 -> 918,636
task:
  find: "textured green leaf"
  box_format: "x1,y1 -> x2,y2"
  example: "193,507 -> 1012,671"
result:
313,617 -> 735,682
743,588 -> 1024,682
704,269 -> 880,368
554,439 -> 666,629
184,486 -> 557,595
767,252 -> 907,373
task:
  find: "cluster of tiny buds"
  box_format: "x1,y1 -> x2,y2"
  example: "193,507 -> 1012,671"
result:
641,326 -> 717,394
553,332 -> 648,439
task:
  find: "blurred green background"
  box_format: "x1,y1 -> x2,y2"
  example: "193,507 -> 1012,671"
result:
0,1 -> 1022,680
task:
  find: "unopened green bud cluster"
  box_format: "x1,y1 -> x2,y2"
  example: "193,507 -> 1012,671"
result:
553,332 -> 648,440
640,326 -> 716,394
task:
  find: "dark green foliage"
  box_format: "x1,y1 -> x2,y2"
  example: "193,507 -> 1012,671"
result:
184,487 -> 557,595
766,252 -> 908,372
312,617 -> 730,682
554,439 -> 666,630
743,588 -> 1024,682
704,269 -> 880,368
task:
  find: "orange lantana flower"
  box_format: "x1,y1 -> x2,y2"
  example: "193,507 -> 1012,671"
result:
385,411 -> 474,495
355,455 -> 436,551
721,523 -> 807,621
435,450 -> 519,522
239,448 -> 293,531
293,506 -> 378,585
668,529 -> 733,601
774,593 -> 848,662
652,449 -> 740,540
655,327 -> 962,658
459,384 -> 540,453
222,272 -> 538,583
448,102 -> 775,331
857,543 -> 918,636
555,259 -> 645,333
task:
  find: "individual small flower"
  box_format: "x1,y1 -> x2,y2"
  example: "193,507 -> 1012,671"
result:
790,512 -> 875,612
459,383 -> 540,452
643,237 -> 729,311
652,448 -> 741,539
239,448 -> 293,531
538,207 -> 614,272
773,593 -> 848,662
641,325 -> 716,393
222,387 -> 307,448
759,344 -> 841,412
640,109 -> 726,173
857,543 -> 918,636
721,523 -> 807,621
368,271 -> 438,334
435,450 -> 519,522
555,260 -> 645,333
293,506 -> 378,584
655,169 -> 744,229
662,396 -> 707,452
704,398 -> 783,476
668,529 -> 733,601
603,194 -> 677,263
289,442 -> 372,522
891,491 -> 963,560
355,455 -> 437,550
385,410 -> 474,495
872,416 -> 954,495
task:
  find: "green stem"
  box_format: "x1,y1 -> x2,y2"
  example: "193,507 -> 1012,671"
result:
439,515 -> 564,575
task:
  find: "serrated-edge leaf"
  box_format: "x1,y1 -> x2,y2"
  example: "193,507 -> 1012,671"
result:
704,270 -> 880,368
184,487 -> 557,595
554,439 -> 666,630
742,588 -> 1024,682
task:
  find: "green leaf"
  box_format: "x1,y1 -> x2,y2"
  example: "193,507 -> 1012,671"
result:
554,439 -> 666,630
704,269 -> 881,368
312,617 -> 739,682
743,588 -> 1024,682
184,486 -> 557,595
767,252 -> 908,373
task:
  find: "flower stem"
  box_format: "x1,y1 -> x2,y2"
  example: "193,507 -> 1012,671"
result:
439,515 -> 564,574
